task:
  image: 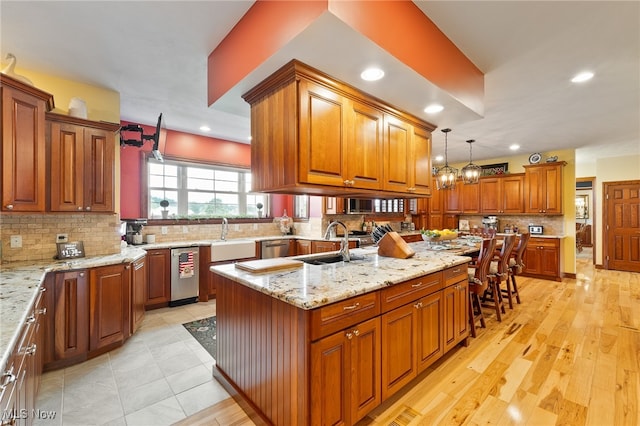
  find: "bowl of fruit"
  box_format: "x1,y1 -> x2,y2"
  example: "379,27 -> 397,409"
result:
420,229 -> 458,242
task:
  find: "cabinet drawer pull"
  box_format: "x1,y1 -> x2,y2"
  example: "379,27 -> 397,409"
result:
5,204 -> 14,210
25,344 -> 37,356
25,315 -> 35,324
342,302 -> 360,311
37,307 -> 47,315
451,268 -> 462,274
1,371 -> 16,389
411,282 -> 422,288
40,286 -> 47,293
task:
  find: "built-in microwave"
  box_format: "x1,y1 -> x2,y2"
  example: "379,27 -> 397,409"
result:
346,199 -> 373,214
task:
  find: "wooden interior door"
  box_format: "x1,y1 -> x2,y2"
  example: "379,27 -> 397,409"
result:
604,180 -> 640,272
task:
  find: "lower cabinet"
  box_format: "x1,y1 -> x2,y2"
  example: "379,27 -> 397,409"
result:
311,317 -> 381,425
45,270 -> 89,368
443,278 -> 469,352
89,264 -> 131,354
522,237 -> 561,281
296,239 -> 312,255
131,256 -> 147,334
145,248 -> 171,309
1,285 -> 47,426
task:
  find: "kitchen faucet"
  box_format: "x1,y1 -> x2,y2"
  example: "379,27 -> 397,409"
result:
221,218 -> 229,241
323,221 -> 350,262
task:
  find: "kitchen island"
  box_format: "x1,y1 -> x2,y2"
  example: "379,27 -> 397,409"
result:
210,244 -> 472,425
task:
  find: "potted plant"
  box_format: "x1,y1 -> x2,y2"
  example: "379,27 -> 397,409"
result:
160,199 -> 169,219
256,202 -> 264,218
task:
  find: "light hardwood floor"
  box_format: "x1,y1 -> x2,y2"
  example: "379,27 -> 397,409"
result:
180,252 -> 639,425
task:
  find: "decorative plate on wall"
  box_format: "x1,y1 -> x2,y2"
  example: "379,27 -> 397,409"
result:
528,152 -> 542,164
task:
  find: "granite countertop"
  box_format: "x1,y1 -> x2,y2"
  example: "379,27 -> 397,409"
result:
0,246 -> 147,376
211,243 -> 472,310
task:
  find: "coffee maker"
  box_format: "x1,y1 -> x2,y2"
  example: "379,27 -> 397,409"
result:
125,219 -> 147,245
481,216 -> 499,231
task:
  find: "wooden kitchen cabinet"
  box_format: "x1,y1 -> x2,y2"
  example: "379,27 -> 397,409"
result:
1,74 -> 54,212
522,237 -> 561,281
244,60 -> 435,197
131,256 -> 147,334
89,264 -> 131,354
461,180 -> 481,213
1,285 -> 46,426
43,270 -> 89,370
296,239 -> 312,255
442,266 -> 469,352
524,162 -> 566,214
311,317 -> 381,425
48,113 -> 119,213
480,174 -> 524,214
383,114 -> 432,195
443,181 -> 462,213
312,240 -> 340,253
145,248 -> 171,309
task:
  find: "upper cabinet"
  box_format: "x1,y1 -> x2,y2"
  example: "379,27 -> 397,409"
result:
1,74 -> 54,212
47,113 -> 119,213
243,60 -> 435,197
523,162 -> 566,215
479,175 -> 524,214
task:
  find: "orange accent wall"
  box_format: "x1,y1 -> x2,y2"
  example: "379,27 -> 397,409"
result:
329,0 -> 484,113
207,0 -> 483,112
207,0 -> 327,105
119,121 -> 251,219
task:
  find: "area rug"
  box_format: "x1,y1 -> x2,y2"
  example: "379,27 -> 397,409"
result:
183,316 -> 216,359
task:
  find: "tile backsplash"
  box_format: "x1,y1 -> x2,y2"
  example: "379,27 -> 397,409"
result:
1,213 -> 122,263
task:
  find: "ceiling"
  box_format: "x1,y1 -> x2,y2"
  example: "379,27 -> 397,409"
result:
1,1 -> 638,165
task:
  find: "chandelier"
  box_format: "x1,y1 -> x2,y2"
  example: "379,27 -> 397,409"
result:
461,139 -> 482,184
435,128 -> 458,190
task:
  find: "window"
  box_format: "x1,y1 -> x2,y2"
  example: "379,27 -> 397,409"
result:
147,158 -> 268,219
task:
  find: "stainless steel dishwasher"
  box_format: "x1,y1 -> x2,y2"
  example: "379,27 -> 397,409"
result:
261,239 -> 291,258
170,247 -> 199,307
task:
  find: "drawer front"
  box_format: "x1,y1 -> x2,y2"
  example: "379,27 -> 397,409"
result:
444,265 -> 467,287
310,292 -> 380,341
381,272 -> 442,313
530,237 -> 559,249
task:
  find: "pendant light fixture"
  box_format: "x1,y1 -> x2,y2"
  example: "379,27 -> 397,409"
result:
461,139 -> 482,184
435,128 -> 458,190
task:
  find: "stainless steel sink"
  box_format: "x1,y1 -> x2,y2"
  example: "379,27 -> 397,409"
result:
300,254 -> 365,265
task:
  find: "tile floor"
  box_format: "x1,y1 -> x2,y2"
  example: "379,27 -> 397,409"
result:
34,299 -> 232,426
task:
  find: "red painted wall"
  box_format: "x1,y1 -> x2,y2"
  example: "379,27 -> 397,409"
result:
119,121 -> 251,219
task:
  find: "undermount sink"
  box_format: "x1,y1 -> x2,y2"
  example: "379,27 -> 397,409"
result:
300,254 -> 365,265
211,239 -> 256,262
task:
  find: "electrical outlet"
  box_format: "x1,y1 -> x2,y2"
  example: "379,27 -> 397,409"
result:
253,223 -> 258,230
10,235 -> 22,248
182,226 -> 188,234
56,233 -> 69,243
161,226 -> 168,235
234,224 -> 240,231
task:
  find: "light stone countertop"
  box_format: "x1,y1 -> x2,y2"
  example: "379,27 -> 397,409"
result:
211,243 -> 472,310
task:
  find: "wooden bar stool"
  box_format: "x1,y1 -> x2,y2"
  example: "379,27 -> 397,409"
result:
506,232 -> 530,307
468,237 -> 497,337
484,234 -> 517,321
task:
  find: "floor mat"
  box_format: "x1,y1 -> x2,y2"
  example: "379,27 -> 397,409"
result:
183,316 -> 216,359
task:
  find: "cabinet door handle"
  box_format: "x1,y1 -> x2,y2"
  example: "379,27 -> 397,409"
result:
25,315 -> 35,324
77,206 -> 83,211
85,206 -> 91,211
80,272 -> 85,277
353,329 -> 360,337
1,371 -> 16,389
5,204 -> 13,210
25,344 -> 37,356
342,302 -> 360,311
346,332 -> 353,340
414,301 -> 423,309
37,307 -> 47,315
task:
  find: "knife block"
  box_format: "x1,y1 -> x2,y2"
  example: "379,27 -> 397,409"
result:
377,232 -> 415,259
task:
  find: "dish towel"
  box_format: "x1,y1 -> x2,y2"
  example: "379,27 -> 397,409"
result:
179,252 -> 195,279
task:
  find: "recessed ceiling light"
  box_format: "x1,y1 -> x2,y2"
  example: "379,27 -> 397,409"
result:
424,104 -> 444,114
200,125 -> 210,132
509,144 -> 520,151
571,71 -> 594,83
360,67 -> 385,81
434,155 -> 444,162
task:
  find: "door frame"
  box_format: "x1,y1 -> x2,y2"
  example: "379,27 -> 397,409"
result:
576,177 -> 596,264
